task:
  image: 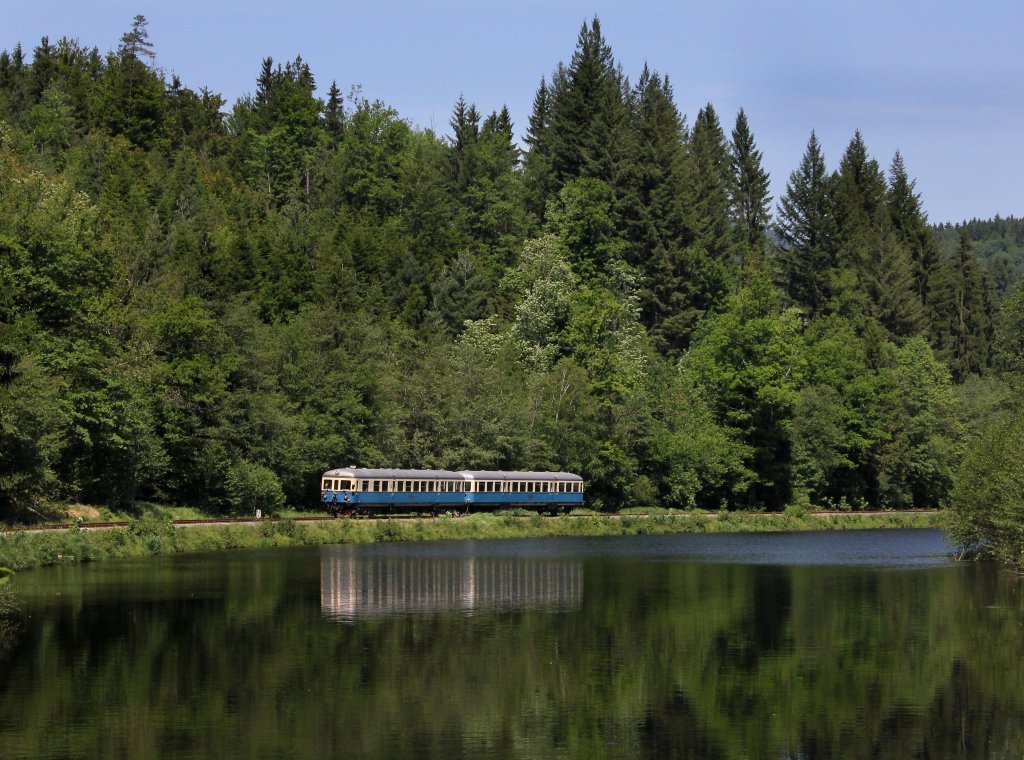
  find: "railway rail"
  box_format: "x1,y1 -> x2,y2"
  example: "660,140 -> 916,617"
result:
1,511 -> 939,534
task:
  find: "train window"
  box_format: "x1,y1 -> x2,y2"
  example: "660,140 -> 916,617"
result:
542,482 -> 548,493
361,481 -> 369,492
372,480 -> 379,491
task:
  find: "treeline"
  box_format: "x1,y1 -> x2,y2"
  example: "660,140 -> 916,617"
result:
934,215 -> 1024,297
1,17 -> 1021,518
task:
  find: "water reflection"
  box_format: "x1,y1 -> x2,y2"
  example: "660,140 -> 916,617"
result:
2,533 -> 1022,760
320,545 -> 582,620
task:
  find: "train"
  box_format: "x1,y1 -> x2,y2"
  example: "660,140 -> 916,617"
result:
320,467 -> 584,516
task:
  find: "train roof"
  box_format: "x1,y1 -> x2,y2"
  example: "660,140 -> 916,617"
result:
323,468 -> 463,479
322,468 -> 583,482
460,471 -> 583,482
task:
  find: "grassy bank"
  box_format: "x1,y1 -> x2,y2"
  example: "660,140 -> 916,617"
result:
0,511 -> 942,574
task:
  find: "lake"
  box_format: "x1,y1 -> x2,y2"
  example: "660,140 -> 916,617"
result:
1,529 -> 1021,759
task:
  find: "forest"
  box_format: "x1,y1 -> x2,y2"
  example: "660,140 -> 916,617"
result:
0,17 -> 1021,536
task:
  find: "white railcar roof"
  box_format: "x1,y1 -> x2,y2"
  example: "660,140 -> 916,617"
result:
460,471 -> 583,482
323,468 -> 464,479
322,468 -> 583,481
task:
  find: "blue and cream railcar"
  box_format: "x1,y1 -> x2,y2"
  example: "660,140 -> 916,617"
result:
320,468 -> 584,515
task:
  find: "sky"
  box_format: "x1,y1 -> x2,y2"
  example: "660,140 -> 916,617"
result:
4,0 -> 1022,224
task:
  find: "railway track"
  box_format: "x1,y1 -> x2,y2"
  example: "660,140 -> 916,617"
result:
1,510 -> 938,534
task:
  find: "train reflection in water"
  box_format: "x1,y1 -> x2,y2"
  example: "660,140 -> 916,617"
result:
320,545 -> 583,621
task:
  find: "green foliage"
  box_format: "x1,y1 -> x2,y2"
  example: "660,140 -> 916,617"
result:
774,131 -> 835,314
226,461 -> 285,514
0,17 -> 1011,527
934,214 -> 1024,294
682,271 -> 806,508
947,413 -> 1024,567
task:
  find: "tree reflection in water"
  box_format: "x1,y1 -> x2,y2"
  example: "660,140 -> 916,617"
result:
0,535 -> 1021,759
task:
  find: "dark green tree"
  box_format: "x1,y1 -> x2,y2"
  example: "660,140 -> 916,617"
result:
729,108 -> 772,260
887,151 -> 938,307
930,231 -> 994,380
522,75 -> 556,222
94,14 -> 166,149
774,131 -> 835,314
546,17 -> 626,188
686,103 -> 734,265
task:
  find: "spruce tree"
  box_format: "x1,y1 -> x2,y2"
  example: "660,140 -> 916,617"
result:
523,75 -> 555,222
448,94 -> 480,196
96,14 -> 166,148
833,133 -> 924,336
686,103 -> 734,264
886,151 -> 938,307
546,17 -> 626,188
775,131 -> 835,313
324,81 -> 345,145
729,108 -> 772,260
616,67 -> 705,353
930,231 -> 994,380
833,130 -> 888,263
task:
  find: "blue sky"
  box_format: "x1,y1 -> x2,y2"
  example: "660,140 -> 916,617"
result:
5,0 -> 1022,223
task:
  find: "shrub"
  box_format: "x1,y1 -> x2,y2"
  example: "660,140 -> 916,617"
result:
373,520 -> 403,543
946,414 -> 1024,567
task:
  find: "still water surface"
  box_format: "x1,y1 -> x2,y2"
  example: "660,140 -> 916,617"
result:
1,529 -> 1022,759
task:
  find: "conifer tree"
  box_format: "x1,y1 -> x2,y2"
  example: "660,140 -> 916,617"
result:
729,108 -> 772,258
687,103 -> 734,263
546,17 -> 626,188
616,66 -> 697,351
775,131 -> 835,313
523,75 -> 555,222
886,151 -> 938,307
448,94 -> 480,196
833,133 -> 924,336
620,66 -> 688,263
859,226 -> 926,338
324,81 -> 345,145
96,14 -> 165,148
833,130 -> 888,262
930,231 -> 994,380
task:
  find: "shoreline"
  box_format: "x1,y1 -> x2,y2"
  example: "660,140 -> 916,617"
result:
0,511 -> 943,574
